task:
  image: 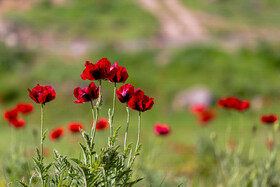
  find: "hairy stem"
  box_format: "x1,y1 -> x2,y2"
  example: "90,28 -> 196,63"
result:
40,104 -> 44,186
124,104 -> 130,150
135,112 -> 142,150
90,100 -> 95,139
109,83 -> 117,141
41,104 -> 44,162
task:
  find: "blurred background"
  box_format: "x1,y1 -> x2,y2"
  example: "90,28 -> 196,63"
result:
1,0 -> 280,185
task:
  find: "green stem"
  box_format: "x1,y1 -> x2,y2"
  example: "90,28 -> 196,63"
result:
40,104 -> 44,186
90,100 -> 95,139
135,112 -> 142,150
110,83 -> 117,140
124,104 -> 130,150
41,104 -> 44,162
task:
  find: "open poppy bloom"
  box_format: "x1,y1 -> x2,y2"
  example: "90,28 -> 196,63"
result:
16,103 -> 34,114
3,109 -> 19,123
28,84 -> 56,104
261,114 -> 278,125
154,122 -> 170,136
50,127 -> 64,141
68,122 -> 84,133
116,84 -> 134,103
81,58 -> 116,81
11,119 -> 25,128
128,89 -> 154,112
94,118 -> 109,130
108,62 -> 128,83
73,82 -> 99,103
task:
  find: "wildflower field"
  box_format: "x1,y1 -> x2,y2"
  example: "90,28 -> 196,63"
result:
1,0 -> 280,186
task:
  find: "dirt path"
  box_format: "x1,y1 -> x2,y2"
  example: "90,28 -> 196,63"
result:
137,0 -> 206,43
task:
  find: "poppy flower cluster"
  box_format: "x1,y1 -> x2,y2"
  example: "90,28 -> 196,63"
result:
80,58 -> 128,83
117,85 -> 154,112
3,103 -> 34,129
189,104 -> 216,126
218,97 -> 250,112
154,122 -> 170,136
78,58 -> 154,112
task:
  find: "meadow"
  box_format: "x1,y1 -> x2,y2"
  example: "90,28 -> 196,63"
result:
1,0 -> 280,186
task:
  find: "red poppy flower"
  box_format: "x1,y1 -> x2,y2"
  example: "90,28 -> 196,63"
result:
50,127 -> 64,141
128,89 -> 154,112
266,138 -> 274,150
28,84 -> 56,104
108,62 -> 128,83
94,118 -> 109,130
81,58 -> 116,81
154,122 -> 170,136
218,97 -> 240,109
3,109 -> 19,123
235,100 -> 250,112
197,110 -> 216,125
116,84 -> 134,103
73,82 -> 99,103
11,119 -> 25,128
68,122 -> 84,133
218,97 -> 250,112
261,114 -> 278,125
16,103 -> 34,114
189,104 -> 206,115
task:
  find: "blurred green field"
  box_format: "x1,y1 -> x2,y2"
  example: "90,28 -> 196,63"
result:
1,0 -> 280,185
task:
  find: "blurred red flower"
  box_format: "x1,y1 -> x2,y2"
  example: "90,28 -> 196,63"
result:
116,84 -> 134,103
11,119 -> 25,129
16,103 -> 34,114
73,82 -> 99,104
218,97 -> 250,112
197,109 -> 216,125
28,84 -> 56,104
108,62 -> 128,83
68,122 -> 84,133
236,100 -> 250,112
154,122 -> 170,136
128,89 -> 154,112
266,138 -> 275,150
95,118 -> 109,130
218,97 -> 240,109
3,109 -> 19,123
189,104 -> 206,115
50,127 -> 64,141
261,114 -> 278,125
81,58 -> 116,81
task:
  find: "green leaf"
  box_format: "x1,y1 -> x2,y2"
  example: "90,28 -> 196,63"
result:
17,180 -> 30,187
42,129 -> 48,142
